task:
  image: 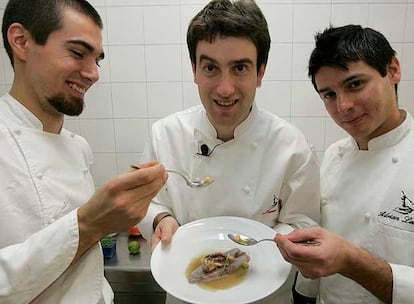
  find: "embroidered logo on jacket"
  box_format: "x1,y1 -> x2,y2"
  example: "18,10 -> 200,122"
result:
393,191 -> 414,215
378,191 -> 414,226
262,195 -> 281,215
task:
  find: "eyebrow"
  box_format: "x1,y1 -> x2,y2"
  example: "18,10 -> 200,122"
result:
199,54 -> 217,65
198,54 -> 254,66
317,86 -> 331,94
66,39 -> 105,61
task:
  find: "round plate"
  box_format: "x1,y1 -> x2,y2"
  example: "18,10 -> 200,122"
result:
151,216 -> 292,304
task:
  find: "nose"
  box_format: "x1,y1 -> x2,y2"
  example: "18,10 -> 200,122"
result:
80,59 -> 99,84
336,93 -> 353,113
216,72 -> 235,97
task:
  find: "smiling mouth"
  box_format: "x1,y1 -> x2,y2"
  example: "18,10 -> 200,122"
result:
343,114 -> 364,125
214,99 -> 238,107
68,82 -> 86,94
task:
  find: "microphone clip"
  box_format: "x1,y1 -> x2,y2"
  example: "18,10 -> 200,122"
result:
196,143 -> 222,157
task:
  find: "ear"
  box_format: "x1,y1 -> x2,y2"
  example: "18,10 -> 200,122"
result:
256,64 -> 266,88
387,56 -> 401,84
7,23 -> 30,62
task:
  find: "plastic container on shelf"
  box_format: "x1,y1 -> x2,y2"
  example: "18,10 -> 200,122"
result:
100,233 -> 117,259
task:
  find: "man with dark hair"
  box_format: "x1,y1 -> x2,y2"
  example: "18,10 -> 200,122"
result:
276,25 -> 412,304
137,1 -> 320,303
2,0 -> 103,67
0,0 -> 166,303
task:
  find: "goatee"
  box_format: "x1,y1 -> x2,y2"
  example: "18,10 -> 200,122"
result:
48,94 -> 84,116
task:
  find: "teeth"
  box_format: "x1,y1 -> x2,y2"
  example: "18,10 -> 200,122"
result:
215,99 -> 236,106
69,83 -> 86,94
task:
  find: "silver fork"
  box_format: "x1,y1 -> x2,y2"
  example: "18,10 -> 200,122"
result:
130,165 -> 214,188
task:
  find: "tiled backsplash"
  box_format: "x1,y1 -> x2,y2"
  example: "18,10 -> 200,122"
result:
0,0 -> 413,186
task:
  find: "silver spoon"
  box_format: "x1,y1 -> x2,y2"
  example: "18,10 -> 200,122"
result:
130,165 -> 214,188
228,233 -> 321,246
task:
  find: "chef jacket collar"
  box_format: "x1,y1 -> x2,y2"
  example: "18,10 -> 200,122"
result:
234,102 -> 258,138
345,110 -> 412,151
1,93 -> 44,130
194,102 -> 258,144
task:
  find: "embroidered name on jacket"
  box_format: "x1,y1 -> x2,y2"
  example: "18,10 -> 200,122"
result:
378,191 -> 414,230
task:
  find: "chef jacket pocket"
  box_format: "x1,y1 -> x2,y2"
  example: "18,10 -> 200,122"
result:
377,209 -> 414,233
375,223 -> 414,266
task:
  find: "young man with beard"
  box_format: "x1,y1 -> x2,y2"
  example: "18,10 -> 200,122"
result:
137,0 -> 321,303
0,0 -> 166,303
275,25 -> 413,304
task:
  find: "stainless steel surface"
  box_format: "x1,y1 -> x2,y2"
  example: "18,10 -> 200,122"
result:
104,233 -> 166,304
227,233 -> 321,246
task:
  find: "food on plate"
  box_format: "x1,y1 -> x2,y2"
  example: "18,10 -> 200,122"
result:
187,248 -> 250,284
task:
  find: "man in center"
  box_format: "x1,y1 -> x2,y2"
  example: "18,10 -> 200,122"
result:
138,0 -> 320,302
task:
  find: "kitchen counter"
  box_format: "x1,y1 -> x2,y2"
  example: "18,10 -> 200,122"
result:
104,233 -> 166,304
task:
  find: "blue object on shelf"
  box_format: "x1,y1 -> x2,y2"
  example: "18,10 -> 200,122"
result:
101,235 -> 117,259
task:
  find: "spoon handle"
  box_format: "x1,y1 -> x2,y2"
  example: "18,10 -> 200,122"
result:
257,238 -> 275,243
294,240 -> 321,246
258,239 -> 320,246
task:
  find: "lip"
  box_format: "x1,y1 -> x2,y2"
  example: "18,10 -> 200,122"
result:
213,98 -> 239,108
342,114 -> 365,126
67,81 -> 88,97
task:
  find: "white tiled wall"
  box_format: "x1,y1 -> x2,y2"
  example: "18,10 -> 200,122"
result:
0,0 -> 413,186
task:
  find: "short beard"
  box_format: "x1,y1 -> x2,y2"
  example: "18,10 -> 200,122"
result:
47,94 -> 84,116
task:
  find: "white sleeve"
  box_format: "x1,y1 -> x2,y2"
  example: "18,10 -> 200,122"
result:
391,263 -> 414,304
138,200 -> 173,241
0,209 -> 79,303
278,141 -> 321,229
137,129 -> 173,240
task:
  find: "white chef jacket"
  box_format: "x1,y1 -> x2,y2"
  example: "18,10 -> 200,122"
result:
0,94 -> 113,304
138,104 -> 320,303
318,111 -> 414,304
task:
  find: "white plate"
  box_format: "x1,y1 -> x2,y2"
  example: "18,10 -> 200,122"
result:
151,216 -> 292,304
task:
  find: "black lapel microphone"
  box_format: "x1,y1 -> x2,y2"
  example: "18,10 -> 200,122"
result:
197,143 -> 222,156
200,144 -> 209,156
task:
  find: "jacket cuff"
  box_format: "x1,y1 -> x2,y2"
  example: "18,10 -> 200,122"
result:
390,263 -> 413,303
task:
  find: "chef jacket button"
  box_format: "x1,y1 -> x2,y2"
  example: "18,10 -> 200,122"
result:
251,142 -> 259,149
36,173 -> 43,180
364,212 -> 371,220
392,157 -> 398,164
49,218 -> 56,224
243,186 -> 251,193
14,129 -> 21,136
321,199 -> 328,206
70,133 -> 75,138
83,167 -> 89,173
